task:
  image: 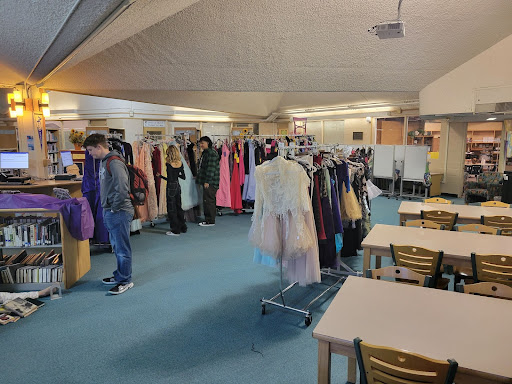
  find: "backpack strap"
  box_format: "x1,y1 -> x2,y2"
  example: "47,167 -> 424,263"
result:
106,155 -> 125,175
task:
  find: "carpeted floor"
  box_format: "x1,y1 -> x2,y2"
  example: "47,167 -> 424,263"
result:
1,195 -> 463,383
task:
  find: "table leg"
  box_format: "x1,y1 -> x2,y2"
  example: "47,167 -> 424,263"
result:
347,357 -> 357,384
318,340 -> 331,384
399,213 -> 405,226
375,255 -> 382,269
363,248 -> 371,274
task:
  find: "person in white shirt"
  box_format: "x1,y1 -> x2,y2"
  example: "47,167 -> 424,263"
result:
0,285 -> 55,304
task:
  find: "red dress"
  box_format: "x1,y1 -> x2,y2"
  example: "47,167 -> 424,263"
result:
230,144 -> 243,213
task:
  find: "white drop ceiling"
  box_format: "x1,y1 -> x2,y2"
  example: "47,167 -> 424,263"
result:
1,0 -> 512,117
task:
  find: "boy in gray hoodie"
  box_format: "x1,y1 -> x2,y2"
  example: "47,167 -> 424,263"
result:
83,134 -> 134,295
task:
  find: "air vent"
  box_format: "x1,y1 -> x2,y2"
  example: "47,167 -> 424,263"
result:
496,102 -> 512,113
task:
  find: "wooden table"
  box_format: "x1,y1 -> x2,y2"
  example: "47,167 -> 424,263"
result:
0,180 -> 83,198
313,276 -> 512,384
398,201 -> 512,225
361,224 -> 512,272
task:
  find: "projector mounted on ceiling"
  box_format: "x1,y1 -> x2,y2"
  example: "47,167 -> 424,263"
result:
368,0 -> 405,39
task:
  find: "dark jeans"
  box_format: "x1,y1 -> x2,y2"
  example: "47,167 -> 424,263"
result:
203,186 -> 218,224
167,182 -> 186,233
103,210 -> 133,283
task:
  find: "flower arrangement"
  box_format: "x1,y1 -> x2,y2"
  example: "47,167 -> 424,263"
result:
69,129 -> 85,145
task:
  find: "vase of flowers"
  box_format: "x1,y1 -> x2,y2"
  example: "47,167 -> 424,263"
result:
69,130 -> 85,150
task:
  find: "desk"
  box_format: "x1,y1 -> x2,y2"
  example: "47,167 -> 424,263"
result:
398,201 -> 512,225
0,180 -> 83,198
429,173 -> 443,196
313,276 -> 512,384
361,224 -> 512,272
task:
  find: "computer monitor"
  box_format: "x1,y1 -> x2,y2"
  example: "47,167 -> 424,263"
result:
0,152 -> 29,169
61,151 -> 73,167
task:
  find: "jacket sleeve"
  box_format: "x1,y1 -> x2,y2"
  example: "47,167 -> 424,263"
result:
109,159 -> 130,211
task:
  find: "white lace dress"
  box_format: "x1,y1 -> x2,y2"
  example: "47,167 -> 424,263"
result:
249,157 -> 321,286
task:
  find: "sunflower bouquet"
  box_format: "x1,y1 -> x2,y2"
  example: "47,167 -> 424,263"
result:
69,129 -> 85,145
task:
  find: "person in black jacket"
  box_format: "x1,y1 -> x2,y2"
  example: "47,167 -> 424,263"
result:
157,145 -> 187,236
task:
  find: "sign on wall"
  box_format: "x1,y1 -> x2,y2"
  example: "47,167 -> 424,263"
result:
143,120 -> 166,128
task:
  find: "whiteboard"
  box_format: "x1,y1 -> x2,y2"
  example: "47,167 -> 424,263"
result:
373,145 -> 395,178
403,146 -> 429,181
394,145 -> 405,175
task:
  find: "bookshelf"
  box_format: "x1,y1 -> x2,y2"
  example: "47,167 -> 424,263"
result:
0,208 -> 90,291
46,126 -> 60,175
465,123 -> 501,168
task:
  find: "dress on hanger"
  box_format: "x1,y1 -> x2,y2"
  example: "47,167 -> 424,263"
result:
152,146 -> 162,206
179,154 -> 199,211
158,143 -> 168,216
144,142 -> 158,220
216,143 -> 231,208
238,140 -> 245,186
249,156 -> 320,286
242,140 -> 256,202
230,143 -> 243,213
133,141 -> 149,222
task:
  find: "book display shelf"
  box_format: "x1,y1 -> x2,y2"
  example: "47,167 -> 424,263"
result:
0,208 -> 90,291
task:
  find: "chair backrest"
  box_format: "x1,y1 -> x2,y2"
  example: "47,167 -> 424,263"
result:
479,171 -> 502,184
481,215 -> 512,236
421,210 -> 458,230
471,253 -> 512,287
366,266 -> 432,287
424,197 -> 452,204
456,282 -> 512,300
481,200 -> 510,208
456,223 -> 501,235
354,338 -> 458,384
403,219 -> 445,230
390,244 -> 444,287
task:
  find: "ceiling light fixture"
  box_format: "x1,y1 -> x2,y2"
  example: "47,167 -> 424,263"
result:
486,117 -> 497,121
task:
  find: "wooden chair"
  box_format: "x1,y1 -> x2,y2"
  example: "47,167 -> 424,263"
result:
390,244 -> 448,289
421,210 -> 458,231
471,252 -> 512,287
366,266 -> 432,287
452,224 -> 501,284
354,338 -> 458,384
424,197 -> 452,204
456,282 -> 512,300
403,219 -> 445,230
481,200 -> 510,208
481,215 -> 512,236
456,223 -> 501,235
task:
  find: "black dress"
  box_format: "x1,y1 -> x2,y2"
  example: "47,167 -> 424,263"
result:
159,163 -> 187,234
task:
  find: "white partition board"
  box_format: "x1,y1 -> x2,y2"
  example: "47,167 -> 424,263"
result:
394,145 -> 405,175
403,146 -> 429,181
373,145 -> 395,178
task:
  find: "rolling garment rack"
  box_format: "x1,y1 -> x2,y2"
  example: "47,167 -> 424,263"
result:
260,144 -> 361,327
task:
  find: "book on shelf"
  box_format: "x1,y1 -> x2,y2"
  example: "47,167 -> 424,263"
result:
0,249 -> 62,284
4,297 -> 39,317
0,216 -> 61,247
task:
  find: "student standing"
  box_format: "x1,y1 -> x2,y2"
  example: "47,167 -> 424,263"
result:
83,134 -> 134,295
157,145 -> 187,236
196,136 -> 220,226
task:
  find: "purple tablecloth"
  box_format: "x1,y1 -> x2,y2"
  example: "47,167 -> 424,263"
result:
0,193 -> 94,241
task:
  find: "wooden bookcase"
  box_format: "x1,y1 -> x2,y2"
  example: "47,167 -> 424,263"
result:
46,126 -> 60,175
0,208 -> 90,291
466,123 -> 501,169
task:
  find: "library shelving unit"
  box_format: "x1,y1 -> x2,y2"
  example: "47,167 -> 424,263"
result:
46,126 -> 60,175
466,124 -> 501,169
0,208 -> 90,291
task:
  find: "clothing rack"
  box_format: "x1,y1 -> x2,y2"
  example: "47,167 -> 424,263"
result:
106,132 -> 123,140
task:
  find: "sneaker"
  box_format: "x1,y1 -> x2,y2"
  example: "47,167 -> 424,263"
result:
109,282 -> 134,295
166,231 -> 180,236
199,221 -> 215,227
102,277 -> 117,285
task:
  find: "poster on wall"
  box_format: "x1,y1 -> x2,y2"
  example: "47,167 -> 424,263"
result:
27,136 -> 34,151
35,115 -> 44,149
293,117 -> 307,135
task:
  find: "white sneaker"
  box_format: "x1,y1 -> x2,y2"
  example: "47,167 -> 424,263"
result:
199,222 -> 215,227
166,231 -> 180,236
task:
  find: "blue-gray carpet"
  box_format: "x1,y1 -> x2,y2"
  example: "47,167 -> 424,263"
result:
1,195 -> 463,383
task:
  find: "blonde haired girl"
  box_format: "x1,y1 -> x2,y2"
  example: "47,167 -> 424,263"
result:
157,145 -> 187,236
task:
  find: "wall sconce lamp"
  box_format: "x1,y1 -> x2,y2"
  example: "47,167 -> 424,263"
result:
7,90 -> 24,117
40,92 -> 50,117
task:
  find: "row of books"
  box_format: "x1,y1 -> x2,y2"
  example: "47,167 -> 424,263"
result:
48,152 -> 59,164
1,249 -> 61,266
46,131 -> 58,142
47,143 -> 58,152
1,265 -> 63,284
0,217 -> 61,247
